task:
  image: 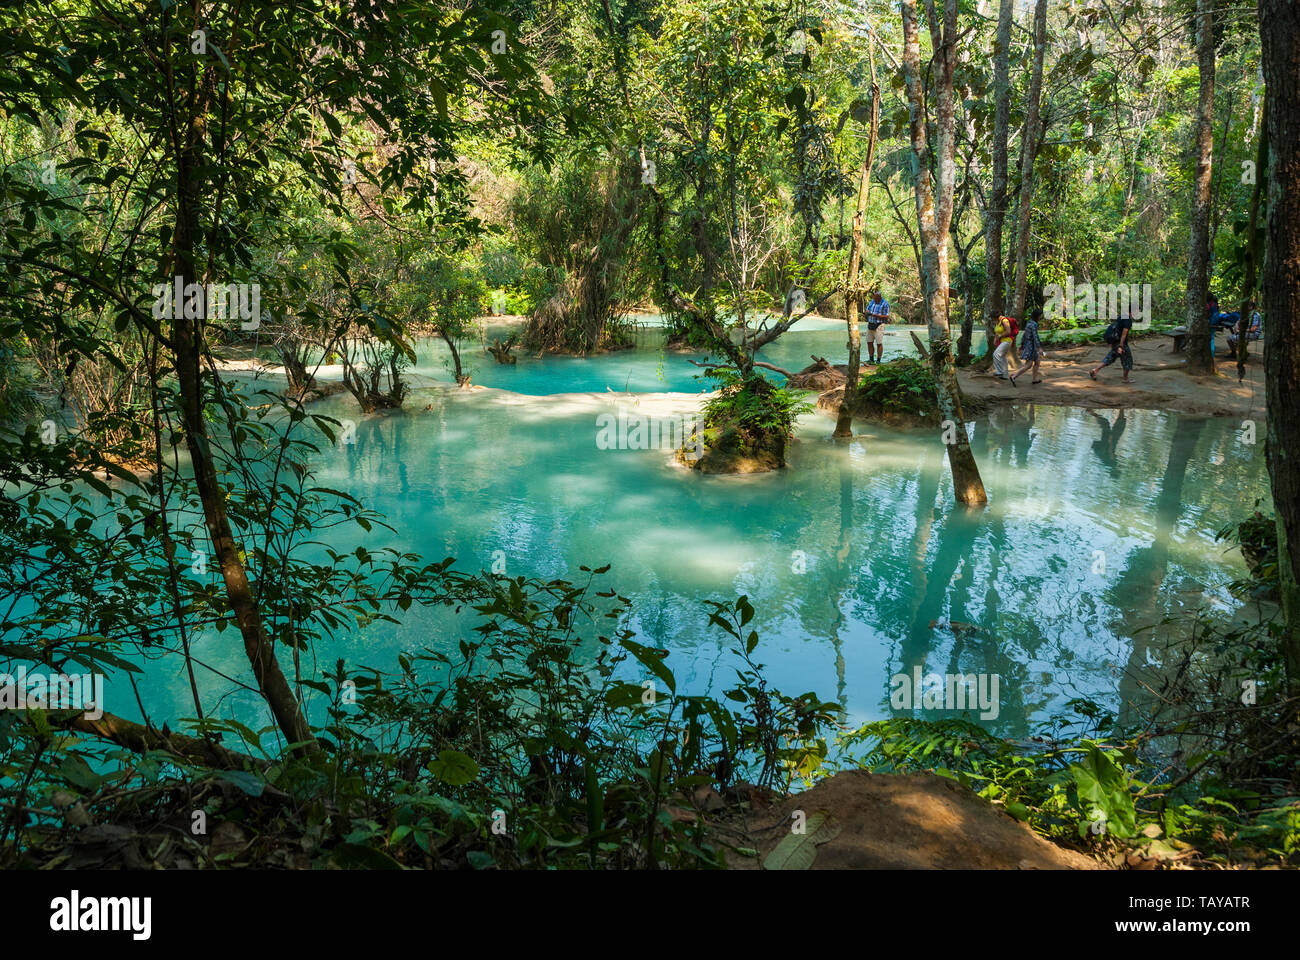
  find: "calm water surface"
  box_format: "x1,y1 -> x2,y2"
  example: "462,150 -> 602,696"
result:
125,327 -> 1267,740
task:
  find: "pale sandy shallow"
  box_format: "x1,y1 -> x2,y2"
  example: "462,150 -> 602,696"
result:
214,333 -> 1268,422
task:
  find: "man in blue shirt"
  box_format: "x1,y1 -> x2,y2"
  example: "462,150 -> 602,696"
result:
864,290 -> 890,363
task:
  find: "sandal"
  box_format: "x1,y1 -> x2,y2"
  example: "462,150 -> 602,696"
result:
1032,379 -> 1043,384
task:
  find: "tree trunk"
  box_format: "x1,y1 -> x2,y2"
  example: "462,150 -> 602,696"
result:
1184,0 -> 1216,374
278,342 -> 315,396
952,202 -> 983,364
173,129 -> 317,752
440,330 -> 468,386
1260,0 -> 1300,692
834,56 -> 880,439
978,0 -> 1015,368
1008,0 -> 1048,318
901,0 -> 987,506
955,240 -> 976,363
1236,108 -> 1267,379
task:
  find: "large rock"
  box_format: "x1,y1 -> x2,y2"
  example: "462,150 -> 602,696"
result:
816,385 -> 940,429
678,425 -> 785,474
730,770 -> 1103,870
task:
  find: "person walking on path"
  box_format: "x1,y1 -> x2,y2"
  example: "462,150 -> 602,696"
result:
993,315 -> 1018,379
864,290 -> 890,364
1089,312 -> 1134,384
1009,309 -> 1044,386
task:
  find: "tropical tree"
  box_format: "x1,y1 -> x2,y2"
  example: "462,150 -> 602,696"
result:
899,0 -> 987,506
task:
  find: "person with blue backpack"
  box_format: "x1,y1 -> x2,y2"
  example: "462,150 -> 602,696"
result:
1089,311 -> 1134,384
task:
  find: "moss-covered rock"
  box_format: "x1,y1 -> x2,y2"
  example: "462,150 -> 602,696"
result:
678,424 -> 786,474
815,357 -> 987,428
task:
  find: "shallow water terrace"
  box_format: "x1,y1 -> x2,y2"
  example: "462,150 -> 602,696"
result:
124,320 -> 1270,743
413,313 -> 958,394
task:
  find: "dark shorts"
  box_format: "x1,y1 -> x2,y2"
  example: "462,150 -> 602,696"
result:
1101,344 -> 1133,371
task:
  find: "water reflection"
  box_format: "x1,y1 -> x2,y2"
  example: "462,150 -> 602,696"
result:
1090,409 -> 1128,477
104,386 -> 1269,741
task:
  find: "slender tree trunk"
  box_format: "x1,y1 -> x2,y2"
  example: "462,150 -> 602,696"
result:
835,55 -> 880,438
441,330 -> 467,385
902,0 -> 987,505
953,209 -> 983,364
1184,0 -> 1217,373
171,75 -> 316,754
1236,110 -> 1267,379
979,0 -> 1014,368
955,239 -> 977,363
1210,50 -> 1248,256
1259,0 -> 1300,692
1008,0 -> 1048,317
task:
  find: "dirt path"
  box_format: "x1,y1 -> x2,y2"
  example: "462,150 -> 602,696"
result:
725,771 -> 1103,870
961,338 -> 1267,419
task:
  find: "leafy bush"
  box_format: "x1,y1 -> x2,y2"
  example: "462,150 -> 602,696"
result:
1217,509 -> 1278,599
834,711 -> 1300,864
0,582 -> 840,870
856,357 -> 935,415
702,370 -> 812,442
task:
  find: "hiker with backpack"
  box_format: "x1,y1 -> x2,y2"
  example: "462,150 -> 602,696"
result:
1089,312 -> 1134,384
992,315 -> 1019,379
1008,308 -> 1045,386
864,289 -> 890,363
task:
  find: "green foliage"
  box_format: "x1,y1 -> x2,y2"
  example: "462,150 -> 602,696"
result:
702,369 -> 812,440
0,582 -> 839,869
0,343 -> 38,422
834,713 -> 1299,864
1216,508 -> 1279,600
856,357 -> 936,415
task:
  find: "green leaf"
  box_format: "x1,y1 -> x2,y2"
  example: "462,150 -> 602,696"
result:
621,639 -> 676,695
216,770 -> 266,797
431,79 -> 448,120
1069,743 -> 1136,839
467,850 -> 496,870
332,842 -> 404,869
427,749 -> 480,786
762,811 -> 840,870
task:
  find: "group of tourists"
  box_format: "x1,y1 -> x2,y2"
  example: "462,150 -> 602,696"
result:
855,288 -> 1263,387
991,308 -> 1132,385
991,309 -> 1047,386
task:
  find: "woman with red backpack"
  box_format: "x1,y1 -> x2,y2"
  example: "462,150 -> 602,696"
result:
1009,309 -> 1045,386
993,315 -> 1019,379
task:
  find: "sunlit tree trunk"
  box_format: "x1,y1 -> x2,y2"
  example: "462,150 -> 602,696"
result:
1260,0 -> 1300,692
901,0 -> 988,505
1008,0 -> 1048,317
978,0 -> 1014,368
1184,0 -> 1216,373
834,55 -> 879,439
